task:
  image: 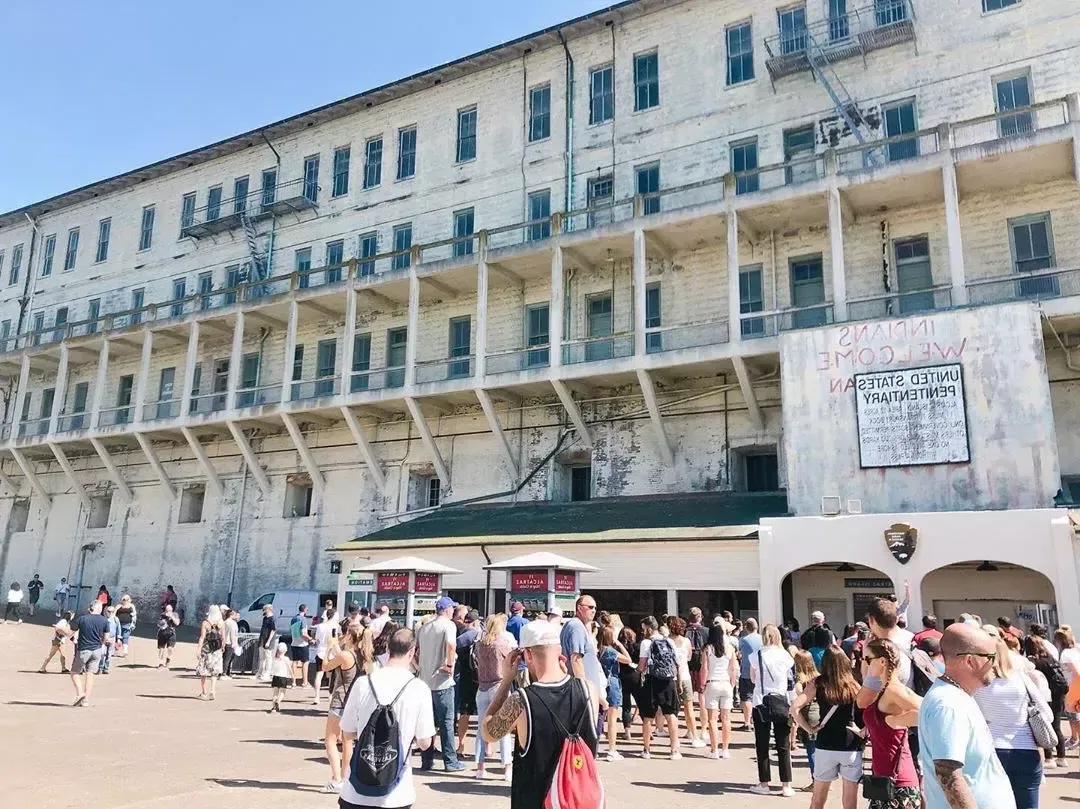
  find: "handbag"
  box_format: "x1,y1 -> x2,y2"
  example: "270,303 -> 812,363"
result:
861,706 -> 906,802
755,650 -> 792,723
1021,672 -> 1059,751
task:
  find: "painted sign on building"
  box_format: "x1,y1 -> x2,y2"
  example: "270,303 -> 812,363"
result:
414,573 -> 440,593
511,572 -> 548,592
855,363 -> 969,468
377,572 -> 409,592
554,572 -> 578,593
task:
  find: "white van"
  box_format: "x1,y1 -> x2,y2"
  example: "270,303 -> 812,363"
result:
235,590 -> 336,634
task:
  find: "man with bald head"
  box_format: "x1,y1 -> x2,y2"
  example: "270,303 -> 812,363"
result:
918,624 -> 1015,809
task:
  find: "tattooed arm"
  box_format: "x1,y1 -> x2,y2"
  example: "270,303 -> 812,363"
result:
483,689 -> 525,743
934,760 -> 977,809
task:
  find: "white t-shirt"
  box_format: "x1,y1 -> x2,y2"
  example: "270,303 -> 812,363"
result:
339,667 -> 435,808
1060,647 -> 1080,684
1040,637 -> 1060,661
370,614 -> 390,636
973,675 -> 1037,750
639,637 -> 652,664
749,646 -> 795,707
893,627 -> 915,651
314,621 -> 339,658
7,589 -> 23,603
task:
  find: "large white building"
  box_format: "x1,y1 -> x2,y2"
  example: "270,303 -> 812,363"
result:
1,0 -> 1078,629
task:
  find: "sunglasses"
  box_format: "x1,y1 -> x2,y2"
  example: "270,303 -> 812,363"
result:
961,652 -> 996,662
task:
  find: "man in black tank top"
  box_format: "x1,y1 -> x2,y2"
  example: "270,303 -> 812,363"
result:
482,620 -> 600,809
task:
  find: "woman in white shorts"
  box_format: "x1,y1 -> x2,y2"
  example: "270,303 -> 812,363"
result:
702,624 -> 739,759
790,646 -> 863,809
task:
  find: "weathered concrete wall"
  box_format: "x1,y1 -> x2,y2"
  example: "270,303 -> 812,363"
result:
780,302 -> 1059,515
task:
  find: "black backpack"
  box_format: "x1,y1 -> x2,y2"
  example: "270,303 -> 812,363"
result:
204,625 -> 222,653
349,676 -> 415,797
687,625 -> 708,672
1044,659 -> 1069,698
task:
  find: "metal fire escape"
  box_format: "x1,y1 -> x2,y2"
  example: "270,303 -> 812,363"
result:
764,0 -> 917,151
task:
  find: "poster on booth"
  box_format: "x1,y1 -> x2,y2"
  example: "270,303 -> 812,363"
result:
378,596 -> 408,621
413,573 -> 440,593
510,570 -> 549,618
414,595 -> 437,621
553,593 -> 577,619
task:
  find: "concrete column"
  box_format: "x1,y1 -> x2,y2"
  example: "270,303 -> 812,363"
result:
49,344 -> 69,435
90,340 -> 110,429
666,588 -> 678,617
550,244 -> 565,368
11,354 -> 30,439
181,321 -> 200,418
827,186 -> 848,322
940,125 -> 968,307
405,267 -> 419,387
280,300 -> 299,404
756,525 -> 782,624
133,329 -> 154,424
341,287 -> 357,395
226,311 -> 244,410
1051,515 -> 1080,628
475,233 -> 489,378
1067,92 -> 1080,186
727,209 -> 742,345
633,229 -> 647,356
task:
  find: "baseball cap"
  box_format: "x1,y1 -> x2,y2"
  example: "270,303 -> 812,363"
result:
436,596 -> 457,612
510,601 -> 525,612
520,620 -> 561,649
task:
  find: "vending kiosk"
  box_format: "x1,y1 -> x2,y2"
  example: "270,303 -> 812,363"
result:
484,552 -> 598,619
348,556 -> 461,628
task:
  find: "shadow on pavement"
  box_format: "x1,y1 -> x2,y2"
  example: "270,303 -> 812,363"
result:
631,780 -> 746,795
241,738 -> 324,750
305,756 -> 330,765
207,778 -> 323,793
135,693 -> 202,700
6,700 -> 74,707
425,781 -> 509,796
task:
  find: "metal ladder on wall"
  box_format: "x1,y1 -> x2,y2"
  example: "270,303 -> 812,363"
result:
804,25 -> 874,156
240,211 -> 268,281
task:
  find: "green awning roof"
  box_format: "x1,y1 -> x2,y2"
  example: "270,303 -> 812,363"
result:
331,492 -> 789,551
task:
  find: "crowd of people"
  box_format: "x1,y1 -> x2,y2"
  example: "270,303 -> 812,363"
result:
11,578 -> 1080,809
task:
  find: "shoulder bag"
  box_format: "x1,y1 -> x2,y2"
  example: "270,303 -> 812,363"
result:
1021,672 -> 1059,751
755,650 -> 791,723
861,691 -> 907,802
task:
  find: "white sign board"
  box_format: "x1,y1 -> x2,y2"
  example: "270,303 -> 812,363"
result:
854,363 -> 970,468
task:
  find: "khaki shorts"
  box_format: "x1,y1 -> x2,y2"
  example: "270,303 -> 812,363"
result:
677,679 -> 694,703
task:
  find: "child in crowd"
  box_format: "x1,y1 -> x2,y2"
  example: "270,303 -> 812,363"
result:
269,642 -> 291,713
39,611 -> 75,673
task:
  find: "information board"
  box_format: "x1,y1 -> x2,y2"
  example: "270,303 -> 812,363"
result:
854,363 -> 970,468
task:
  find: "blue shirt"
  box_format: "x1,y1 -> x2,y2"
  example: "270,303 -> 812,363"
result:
738,632 -> 762,678
918,680 -> 1016,809
506,614 -> 527,643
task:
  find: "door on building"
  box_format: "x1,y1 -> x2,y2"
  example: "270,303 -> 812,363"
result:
894,236 -> 934,314
790,256 -> 827,329
807,599 -> 847,634
211,359 -> 229,411
386,328 -> 407,388
585,294 -> 614,361
588,590 -> 668,631
784,126 -> 817,185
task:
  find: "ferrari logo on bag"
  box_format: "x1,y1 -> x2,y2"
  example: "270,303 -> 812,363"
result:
572,755 -> 584,770
884,523 -> 917,565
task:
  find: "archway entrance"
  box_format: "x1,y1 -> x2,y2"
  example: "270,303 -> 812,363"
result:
782,563 -> 897,634
920,561 -> 1057,631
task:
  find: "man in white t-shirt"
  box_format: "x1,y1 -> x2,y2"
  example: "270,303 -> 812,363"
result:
370,603 -> 391,636
416,596 -> 464,771
339,628 -> 434,809
312,607 -> 340,705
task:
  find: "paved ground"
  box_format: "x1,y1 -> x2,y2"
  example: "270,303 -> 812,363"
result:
2,617 -> 1077,809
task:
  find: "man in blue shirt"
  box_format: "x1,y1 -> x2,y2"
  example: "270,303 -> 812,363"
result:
737,617 -> 762,729
67,601 -> 113,707
918,623 -> 1015,809
506,601 -> 528,643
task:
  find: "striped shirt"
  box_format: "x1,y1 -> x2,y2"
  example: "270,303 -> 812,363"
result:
973,675 -> 1037,750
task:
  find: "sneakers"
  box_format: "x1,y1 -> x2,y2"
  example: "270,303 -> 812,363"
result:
605,750 -> 624,762
1045,759 -> 1057,769
1055,758 -> 1067,768
445,761 -> 467,772
474,770 -> 486,780
690,738 -> 707,748
721,750 -> 732,759
503,766 -> 513,783
749,785 -> 771,795
706,750 -> 721,760
1065,738 -> 1079,750
641,750 -> 651,760
322,780 -> 342,794
780,786 -> 796,797
670,750 -> 682,761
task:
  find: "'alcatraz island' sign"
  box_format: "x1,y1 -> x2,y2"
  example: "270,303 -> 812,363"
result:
854,363 -> 970,468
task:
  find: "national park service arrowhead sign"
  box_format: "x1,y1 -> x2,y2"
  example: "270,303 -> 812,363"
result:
884,523 -> 917,565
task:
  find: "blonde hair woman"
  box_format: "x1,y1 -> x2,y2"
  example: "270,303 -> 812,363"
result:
195,604 -> 225,700
749,624 -> 796,796
474,613 -> 517,780
115,594 -> 137,657
1054,627 -> 1080,750
321,624 -> 369,793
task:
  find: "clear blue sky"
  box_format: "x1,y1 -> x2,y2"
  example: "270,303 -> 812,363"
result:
0,1 -> 613,213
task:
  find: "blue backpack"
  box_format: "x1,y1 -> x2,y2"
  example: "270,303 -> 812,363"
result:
349,677 -> 416,797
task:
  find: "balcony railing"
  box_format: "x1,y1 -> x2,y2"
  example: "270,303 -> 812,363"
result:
348,367 -> 406,393
846,287 -> 954,321
733,153 -> 826,196
181,178 -> 319,239
143,400 -> 182,422
835,128 -> 941,173
485,346 -> 551,375
289,377 -> 341,402
951,99 -> 1070,148
97,405 -> 134,427
189,391 -> 228,416
18,416 -> 50,438
415,355 -> 475,384
644,319 -> 730,353
764,0 -> 915,81
966,266 -> 1080,306
56,412 -> 89,433
236,384 -> 282,408
562,333 -> 634,365
740,303 -> 836,338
